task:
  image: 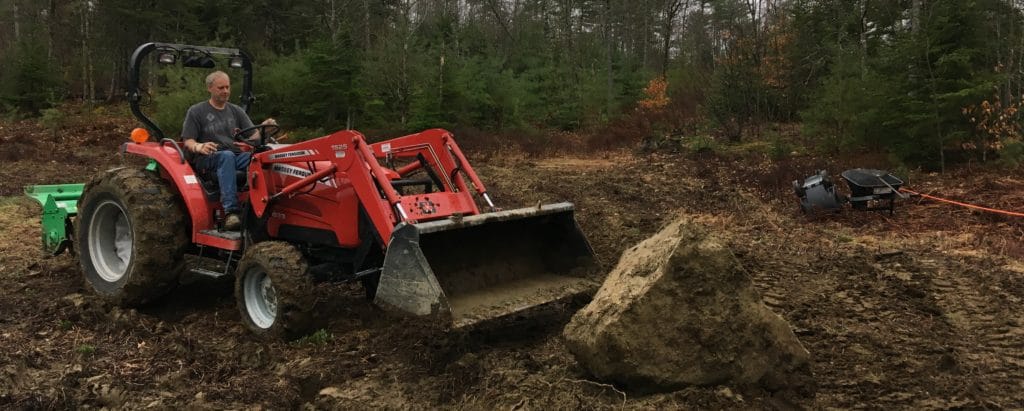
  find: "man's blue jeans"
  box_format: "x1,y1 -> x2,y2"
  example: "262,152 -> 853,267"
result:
196,150 -> 252,213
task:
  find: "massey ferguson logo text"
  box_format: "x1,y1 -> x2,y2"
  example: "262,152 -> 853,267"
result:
272,164 -> 336,187
268,150 -> 316,160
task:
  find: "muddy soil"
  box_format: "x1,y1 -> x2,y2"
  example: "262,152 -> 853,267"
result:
2,110 -> 1023,409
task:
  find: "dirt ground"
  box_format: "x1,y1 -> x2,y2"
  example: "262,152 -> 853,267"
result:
2,110 -> 1023,409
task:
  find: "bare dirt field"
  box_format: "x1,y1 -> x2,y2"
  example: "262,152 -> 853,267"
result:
2,111 -> 1023,409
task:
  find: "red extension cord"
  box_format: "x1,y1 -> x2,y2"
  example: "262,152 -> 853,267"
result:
899,187 -> 1024,218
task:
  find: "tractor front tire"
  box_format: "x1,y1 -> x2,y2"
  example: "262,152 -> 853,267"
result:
235,241 -> 315,340
75,168 -> 189,306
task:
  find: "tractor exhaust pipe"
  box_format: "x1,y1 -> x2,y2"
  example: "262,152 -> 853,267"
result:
374,202 -> 596,327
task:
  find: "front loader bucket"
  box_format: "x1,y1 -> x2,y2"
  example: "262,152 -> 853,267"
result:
376,202 -> 596,328
25,183 -> 85,255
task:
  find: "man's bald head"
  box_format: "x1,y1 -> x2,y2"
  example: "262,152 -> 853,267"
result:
206,71 -> 229,88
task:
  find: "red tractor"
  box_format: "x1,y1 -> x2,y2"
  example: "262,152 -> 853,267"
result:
28,43 -> 595,339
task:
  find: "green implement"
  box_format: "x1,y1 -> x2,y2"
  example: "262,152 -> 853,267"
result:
25,183 -> 85,255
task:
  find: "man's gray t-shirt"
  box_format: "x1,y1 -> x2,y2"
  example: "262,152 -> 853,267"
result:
181,101 -> 254,157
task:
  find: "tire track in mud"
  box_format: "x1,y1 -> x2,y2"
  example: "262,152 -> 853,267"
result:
741,239 -> 969,408
913,256 -> 1024,407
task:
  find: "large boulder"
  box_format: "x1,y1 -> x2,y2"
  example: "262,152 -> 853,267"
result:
563,217 -> 811,393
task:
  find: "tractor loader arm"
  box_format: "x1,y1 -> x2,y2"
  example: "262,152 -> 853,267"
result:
246,129 -> 597,328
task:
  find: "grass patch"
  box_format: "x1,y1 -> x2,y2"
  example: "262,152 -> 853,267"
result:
686,135 -> 718,154
292,328 -> 332,346
77,344 -> 96,355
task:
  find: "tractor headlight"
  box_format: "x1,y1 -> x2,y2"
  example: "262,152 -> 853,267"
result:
157,52 -> 177,65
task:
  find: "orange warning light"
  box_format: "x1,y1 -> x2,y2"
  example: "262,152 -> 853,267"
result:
130,128 -> 150,143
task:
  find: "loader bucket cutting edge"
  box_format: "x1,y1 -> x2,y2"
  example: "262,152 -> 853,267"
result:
24,183 -> 85,255
375,202 -> 597,328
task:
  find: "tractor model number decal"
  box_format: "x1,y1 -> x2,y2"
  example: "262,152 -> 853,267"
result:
268,149 -> 317,160
331,144 -> 348,158
271,164 -> 337,188
183,175 -> 198,185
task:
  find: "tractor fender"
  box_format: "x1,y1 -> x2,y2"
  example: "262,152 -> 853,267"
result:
121,141 -> 216,237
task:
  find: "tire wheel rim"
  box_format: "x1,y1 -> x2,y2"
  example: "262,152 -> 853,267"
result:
88,200 -> 133,283
243,268 -> 277,329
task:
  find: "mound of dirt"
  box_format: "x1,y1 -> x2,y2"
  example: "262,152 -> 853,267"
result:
563,216 -> 812,394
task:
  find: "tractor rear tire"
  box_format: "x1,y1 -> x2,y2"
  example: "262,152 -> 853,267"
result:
234,241 -> 315,340
75,167 -> 190,306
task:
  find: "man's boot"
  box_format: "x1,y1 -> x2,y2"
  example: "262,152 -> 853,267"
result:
224,213 -> 242,231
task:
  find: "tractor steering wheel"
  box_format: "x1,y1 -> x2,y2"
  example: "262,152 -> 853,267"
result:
232,123 -> 281,147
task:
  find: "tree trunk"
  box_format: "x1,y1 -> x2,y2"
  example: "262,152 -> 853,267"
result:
81,2 -> 91,101
439,44 -> 445,111
663,0 -> 686,77
939,142 -> 945,173
108,59 -> 118,103
13,0 -> 20,41
859,0 -> 868,79
641,0 -> 649,69
47,0 -> 55,59
328,0 -> 338,42
364,0 -> 371,49
911,0 -> 922,34
81,12 -> 87,100
605,0 -> 614,118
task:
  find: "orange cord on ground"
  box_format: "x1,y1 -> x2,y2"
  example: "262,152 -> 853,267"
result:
899,187 -> 1024,217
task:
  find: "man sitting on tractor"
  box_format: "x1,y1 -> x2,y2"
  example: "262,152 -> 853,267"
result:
182,70 -> 275,230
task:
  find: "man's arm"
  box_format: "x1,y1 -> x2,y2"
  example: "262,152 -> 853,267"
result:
254,117 -> 277,142
184,138 -> 217,155
239,117 -> 278,144
230,106 -> 275,143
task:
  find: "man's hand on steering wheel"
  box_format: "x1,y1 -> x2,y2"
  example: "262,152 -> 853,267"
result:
232,119 -> 281,147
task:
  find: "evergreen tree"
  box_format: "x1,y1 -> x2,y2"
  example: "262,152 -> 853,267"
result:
0,32 -> 63,115
874,0 -> 1000,169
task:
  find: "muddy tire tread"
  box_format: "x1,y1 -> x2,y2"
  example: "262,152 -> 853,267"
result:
75,167 -> 190,306
234,241 -> 315,340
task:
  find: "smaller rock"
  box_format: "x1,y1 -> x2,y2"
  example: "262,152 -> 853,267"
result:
715,386 -> 743,402
62,293 -> 86,307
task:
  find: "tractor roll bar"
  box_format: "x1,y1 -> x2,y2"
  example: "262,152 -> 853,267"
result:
128,42 -> 254,140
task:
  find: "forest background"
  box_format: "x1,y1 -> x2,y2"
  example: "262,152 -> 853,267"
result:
3,0 -> 1024,171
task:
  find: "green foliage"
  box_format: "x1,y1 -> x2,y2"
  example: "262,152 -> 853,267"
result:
800,52 -> 885,152
796,0 -> 1006,169
293,328 -> 332,346
76,344 -> 96,355
870,0 -> 997,169
294,39 -> 363,131
57,319 -> 73,331
769,137 -> 793,160
150,67 -> 208,139
0,34 -> 64,115
447,56 -> 518,129
996,141 -> 1024,169
39,108 -> 66,136
522,64 -> 583,130
7,0 -> 1024,169
705,58 -> 767,141
254,56 -> 311,125
688,135 -> 718,154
